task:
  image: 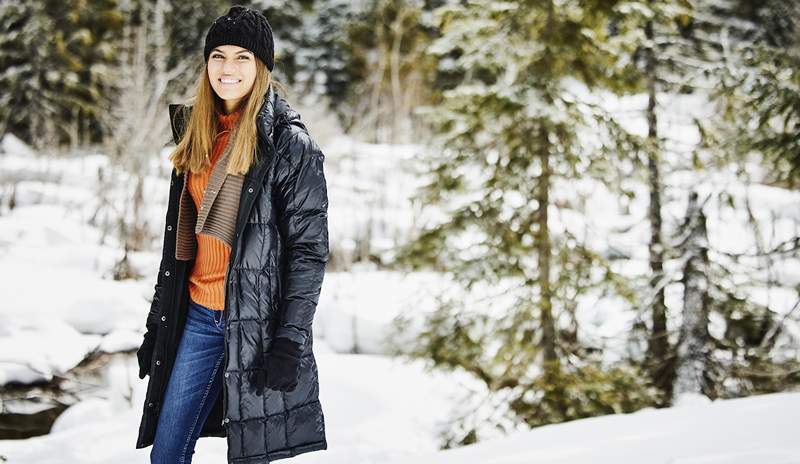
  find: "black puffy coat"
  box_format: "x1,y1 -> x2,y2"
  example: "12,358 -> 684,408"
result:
135,85 -> 329,463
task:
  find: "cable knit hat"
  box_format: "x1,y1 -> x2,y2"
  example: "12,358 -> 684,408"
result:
203,5 -> 274,71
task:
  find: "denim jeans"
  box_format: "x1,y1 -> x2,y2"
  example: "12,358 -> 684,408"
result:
150,299 -> 225,464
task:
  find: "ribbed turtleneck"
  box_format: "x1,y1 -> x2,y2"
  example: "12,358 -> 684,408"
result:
186,107 -> 242,311
218,108 -> 242,131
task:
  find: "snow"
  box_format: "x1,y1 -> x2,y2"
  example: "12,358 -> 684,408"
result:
0,316 -> 100,385
0,133 -> 36,157
0,352 -> 466,463
1,75 -> 799,461
2,352 -> 799,463
402,392 -> 800,464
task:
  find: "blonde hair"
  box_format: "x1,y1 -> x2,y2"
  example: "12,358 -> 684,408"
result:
169,58 -> 272,176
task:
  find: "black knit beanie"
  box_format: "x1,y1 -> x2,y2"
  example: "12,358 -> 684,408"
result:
203,5 -> 274,71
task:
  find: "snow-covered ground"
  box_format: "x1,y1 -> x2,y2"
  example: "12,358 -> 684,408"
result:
1,351 -> 798,463
404,391 -> 800,464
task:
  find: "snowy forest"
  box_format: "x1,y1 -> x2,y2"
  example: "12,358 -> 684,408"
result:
1,0 -> 799,462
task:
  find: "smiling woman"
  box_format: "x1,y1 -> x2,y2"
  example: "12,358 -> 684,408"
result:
135,5 -> 329,464
207,46 -> 258,114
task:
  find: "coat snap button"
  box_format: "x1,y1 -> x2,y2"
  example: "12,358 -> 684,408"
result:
225,372 -> 229,378
223,418 -> 230,424
155,360 -> 161,365
167,225 -> 172,231
161,315 -> 166,321
165,271 -> 170,276
248,187 -> 253,193
148,402 -> 154,408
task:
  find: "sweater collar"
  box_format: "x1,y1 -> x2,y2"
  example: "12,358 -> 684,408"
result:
217,107 -> 242,130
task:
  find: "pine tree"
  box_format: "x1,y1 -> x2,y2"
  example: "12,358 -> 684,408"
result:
0,0 -> 122,149
391,0 -> 660,444
668,186 -> 800,399
296,0 -> 358,104
616,0 -> 800,401
604,0 -> 764,405
164,0 -> 229,71
250,0 -> 314,85
713,0 -> 800,188
713,0 -> 800,394
674,0 -> 800,397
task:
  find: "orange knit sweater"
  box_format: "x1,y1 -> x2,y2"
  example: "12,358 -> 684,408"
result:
187,109 -> 241,310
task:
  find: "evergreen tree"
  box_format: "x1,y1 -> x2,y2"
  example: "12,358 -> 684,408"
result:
710,0 -> 800,394
0,0 -> 123,149
714,0 -> 800,188
675,0 -> 800,398
616,0 -> 800,402
296,0 -> 358,103
606,0 -> 723,405
690,0 -> 800,393
164,0 -> 229,71
250,0 -> 314,85
391,0 -> 659,445
668,186 -> 800,399
605,0 -> 761,405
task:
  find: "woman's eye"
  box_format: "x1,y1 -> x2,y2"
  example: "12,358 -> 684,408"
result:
212,54 -> 248,60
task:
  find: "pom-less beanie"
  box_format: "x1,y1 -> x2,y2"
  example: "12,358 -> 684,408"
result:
203,5 -> 274,71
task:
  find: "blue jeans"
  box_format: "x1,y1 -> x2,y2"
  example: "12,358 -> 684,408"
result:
150,299 -> 225,464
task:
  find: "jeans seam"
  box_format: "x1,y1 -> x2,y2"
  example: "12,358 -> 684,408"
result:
179,350 -> 225,464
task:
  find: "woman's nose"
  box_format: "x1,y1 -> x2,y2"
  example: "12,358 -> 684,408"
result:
223,60 -> 238,73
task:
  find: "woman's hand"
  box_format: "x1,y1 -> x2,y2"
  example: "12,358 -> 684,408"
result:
137,331 -> 157,379
263,337 -> 304,391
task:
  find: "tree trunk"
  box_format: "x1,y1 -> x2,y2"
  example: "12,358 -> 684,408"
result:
644,14 -> 674,406
536,129 -> 557,365
673,190 -> 711,401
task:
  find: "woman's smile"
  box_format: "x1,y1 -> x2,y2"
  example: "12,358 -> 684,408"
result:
219,77 -> 241,86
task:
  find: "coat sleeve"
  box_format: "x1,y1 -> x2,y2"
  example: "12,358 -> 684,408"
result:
274,131 -> 330,351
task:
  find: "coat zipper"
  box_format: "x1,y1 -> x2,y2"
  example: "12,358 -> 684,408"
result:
221,112 -> 285,430
222,248 -> 231,428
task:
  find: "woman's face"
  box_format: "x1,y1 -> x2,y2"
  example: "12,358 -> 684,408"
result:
207,44 -> 257,113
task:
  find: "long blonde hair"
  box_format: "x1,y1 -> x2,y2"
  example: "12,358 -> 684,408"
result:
169,58 -> 272,176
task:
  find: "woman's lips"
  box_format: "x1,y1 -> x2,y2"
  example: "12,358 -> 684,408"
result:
219,78 -> 241,86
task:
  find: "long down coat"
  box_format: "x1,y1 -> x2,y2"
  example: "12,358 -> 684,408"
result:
135,85 -> 329,464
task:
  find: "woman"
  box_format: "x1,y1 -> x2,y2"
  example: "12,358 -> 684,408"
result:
134,6 -> 329,464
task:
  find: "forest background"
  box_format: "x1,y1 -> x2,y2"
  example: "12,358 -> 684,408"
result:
0,0 -> 799,455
